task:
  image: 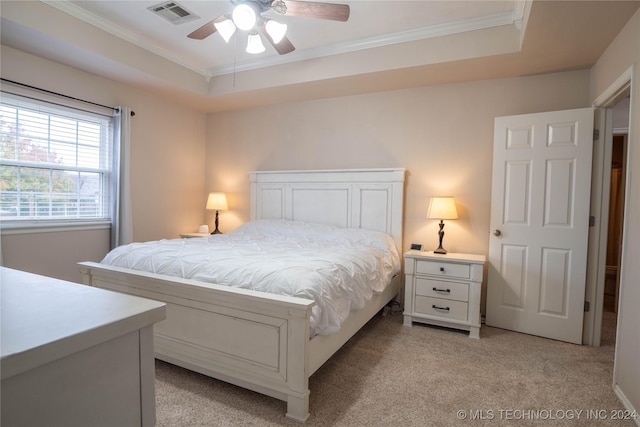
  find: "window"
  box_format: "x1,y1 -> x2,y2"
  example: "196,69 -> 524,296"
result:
0,94 -> 113,225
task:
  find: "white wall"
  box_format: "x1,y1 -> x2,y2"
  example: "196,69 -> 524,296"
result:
205,70 -> 591,311
0,45 -> 593,308
590,8 -> 640,419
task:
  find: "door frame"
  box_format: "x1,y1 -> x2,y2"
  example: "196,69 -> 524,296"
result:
584,65 -> 634,346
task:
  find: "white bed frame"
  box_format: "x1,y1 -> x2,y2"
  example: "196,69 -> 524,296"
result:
79,168 -> 405,422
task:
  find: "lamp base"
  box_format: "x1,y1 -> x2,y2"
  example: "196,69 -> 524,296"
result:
210,210 -> 222,235
434,219 -> 448,254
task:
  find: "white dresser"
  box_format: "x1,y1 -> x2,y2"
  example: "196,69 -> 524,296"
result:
1,267 -> 166,427
403,250 -> 485,338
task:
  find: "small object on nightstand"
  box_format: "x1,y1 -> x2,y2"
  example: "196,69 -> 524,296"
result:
403,250 -> 485,339
198,224 -> 209,233
410,243 -> 423,251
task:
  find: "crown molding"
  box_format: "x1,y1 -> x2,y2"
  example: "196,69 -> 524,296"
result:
41,0 -> 209,76
207,10 -> 521,77
41,0 -> 524,80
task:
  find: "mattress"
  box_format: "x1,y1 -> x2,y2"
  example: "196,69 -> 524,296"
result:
101,219 -> 401,336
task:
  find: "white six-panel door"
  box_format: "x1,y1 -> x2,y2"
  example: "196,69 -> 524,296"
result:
486,108 -> 594,344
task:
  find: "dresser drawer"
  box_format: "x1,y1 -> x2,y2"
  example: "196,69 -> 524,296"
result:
415,259 -> 470,279
414,296 -> 468,321
415,278 -> 469,302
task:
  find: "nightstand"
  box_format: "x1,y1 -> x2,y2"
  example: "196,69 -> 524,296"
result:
179,232 -> 210,238
403,250 -> 485,338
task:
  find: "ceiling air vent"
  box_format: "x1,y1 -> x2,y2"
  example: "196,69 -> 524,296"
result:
148,1 -> 199,25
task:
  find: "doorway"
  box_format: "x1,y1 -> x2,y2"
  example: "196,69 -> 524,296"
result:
586,68 -> 632,347
600,100 -> 629,347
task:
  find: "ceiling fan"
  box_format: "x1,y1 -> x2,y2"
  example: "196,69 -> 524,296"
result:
187,0 -> 350,55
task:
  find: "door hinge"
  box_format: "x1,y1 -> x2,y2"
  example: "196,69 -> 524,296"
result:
584,301 -> 590,312
589,215 -> 596,227
593,129 -> 600,140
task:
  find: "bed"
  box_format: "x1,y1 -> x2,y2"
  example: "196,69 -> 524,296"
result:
78,168 -> 405,422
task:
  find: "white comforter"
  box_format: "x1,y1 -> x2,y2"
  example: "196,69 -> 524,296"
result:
101,219 -> 400,336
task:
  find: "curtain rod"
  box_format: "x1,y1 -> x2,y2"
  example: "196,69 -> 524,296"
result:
0,78 -> 135,116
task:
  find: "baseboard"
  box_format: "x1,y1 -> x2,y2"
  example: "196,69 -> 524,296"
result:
614,384 -> 640,426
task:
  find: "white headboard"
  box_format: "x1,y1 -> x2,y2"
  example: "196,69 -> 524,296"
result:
249,168 -> 405,251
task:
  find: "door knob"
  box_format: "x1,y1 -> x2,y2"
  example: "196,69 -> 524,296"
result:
493,229 -> 502,236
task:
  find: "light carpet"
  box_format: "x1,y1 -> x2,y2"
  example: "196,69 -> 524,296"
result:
155,311 -> 633,426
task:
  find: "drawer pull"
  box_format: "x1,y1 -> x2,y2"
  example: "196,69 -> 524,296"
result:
432,304 -> 450,311
432,287 -> 451,293
439,267 -> 445,272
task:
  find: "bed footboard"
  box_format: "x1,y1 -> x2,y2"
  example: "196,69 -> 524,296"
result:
78,262 -> 315,422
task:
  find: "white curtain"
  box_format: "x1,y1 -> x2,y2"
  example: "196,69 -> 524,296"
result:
111,106 -> 133,248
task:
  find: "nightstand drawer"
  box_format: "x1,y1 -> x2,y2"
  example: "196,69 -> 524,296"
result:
415,278 -> 469,302
415,259 -> 470,279
415,296 -> 468,321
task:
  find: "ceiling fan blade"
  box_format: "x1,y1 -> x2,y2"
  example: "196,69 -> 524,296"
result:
187,15 -> 226,40
282,1 -> 350,21
260,24 -> 295,55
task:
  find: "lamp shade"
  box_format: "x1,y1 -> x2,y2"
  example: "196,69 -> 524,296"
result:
214,17 -> 236,43
246,32 -> 266,54
265,19 -> 287,44
206,192 -> 228,211
427,196 -> 458,220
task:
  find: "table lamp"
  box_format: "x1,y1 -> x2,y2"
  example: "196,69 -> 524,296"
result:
427,196 -> 458,254
206,192 -> 228,234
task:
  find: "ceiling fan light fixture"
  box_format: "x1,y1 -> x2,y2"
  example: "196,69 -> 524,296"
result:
246,32 -> 266,54
232,3 -> 257,31
265,19 -> 287,44
214,17 -> 236,43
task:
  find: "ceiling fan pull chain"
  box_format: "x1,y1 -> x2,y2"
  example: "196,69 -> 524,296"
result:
233,34 -> 237,87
